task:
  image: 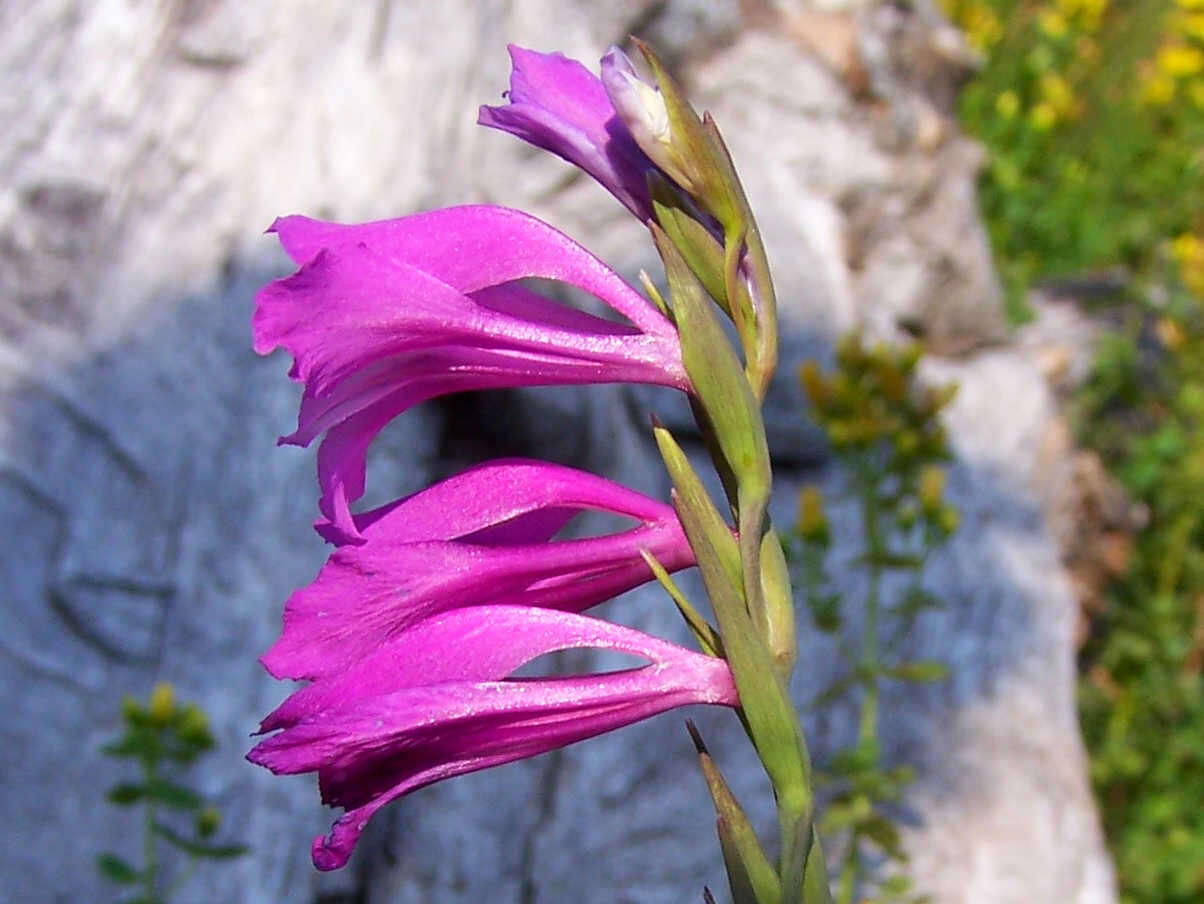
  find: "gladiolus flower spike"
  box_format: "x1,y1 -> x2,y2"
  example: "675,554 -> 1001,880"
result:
253,39 -> 829,900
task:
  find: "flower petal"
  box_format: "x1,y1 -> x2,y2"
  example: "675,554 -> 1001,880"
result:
249,607 -> 737,870
254,228 -> 689,542
266,205 -> 670,335
260,522 -> 693,681
478,47 -> 656,219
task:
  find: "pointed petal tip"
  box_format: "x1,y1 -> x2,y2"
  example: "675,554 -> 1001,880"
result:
312,827 -> 357,871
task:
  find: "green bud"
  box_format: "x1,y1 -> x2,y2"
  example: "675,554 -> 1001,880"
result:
760,528 -> 797,676
796,486 -> 829,545
196,806 -> 221,839
653,224 -> 771,502
148,682 -> 175,726
177,704 -> 214,749
798,361 -> 828,411
937,504 -> 960,536
918,465 -> 946,514
121,695 -> 143,724
835,332 -> 865,372
894,429 -> 920,459
877,357 -> 907,403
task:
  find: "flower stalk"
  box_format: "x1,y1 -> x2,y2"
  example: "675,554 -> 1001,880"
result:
252,39 -> 831,902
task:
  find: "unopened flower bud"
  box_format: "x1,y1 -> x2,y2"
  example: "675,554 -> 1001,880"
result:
894,429 -> 920,459
601,47 -> 696,193
178,704 -> 215,748
797,485 -> 829,545
196,806 -> 221,839
121,695 -> 143,723
799,361 -> 828,409
149,682 -> 175,725
937,504 -> 959,536
918,465 -> 946,514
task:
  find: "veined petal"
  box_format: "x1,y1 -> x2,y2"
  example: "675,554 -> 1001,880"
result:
249,606 -> 738,870
478,46 -> 657,219
261,503 -> 694,681
267,205 -> 670,336
319,458 -> 675,544
254,236 -> 689,542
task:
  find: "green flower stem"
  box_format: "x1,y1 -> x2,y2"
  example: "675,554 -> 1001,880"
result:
855,459 -> 885,753
143,755 -> 160,901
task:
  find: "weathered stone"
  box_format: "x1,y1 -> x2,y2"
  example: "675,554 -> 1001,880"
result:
0,2 -> 1115,903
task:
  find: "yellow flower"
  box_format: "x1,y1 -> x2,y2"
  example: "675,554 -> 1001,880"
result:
1173,232 -> 1203,265
1175,0 -> 1204,11
1182,14 -> 1204,43
1030,102 -> 1059,130
1157,317 -> 1186,350
1142,73 -> 1177,106
995,89 -> 1021,118
1040,72 -> 1077,117
1038,10 -> 1070,39
1190,78 -> 1204,108
965,5 -> 1003,51
1157,45 -> 1204,78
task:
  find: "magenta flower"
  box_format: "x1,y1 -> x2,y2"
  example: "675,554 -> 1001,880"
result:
478,45 -> 659,219
254,204 -> 689,543
249,605 -> 738,870
261,459 -> 696,682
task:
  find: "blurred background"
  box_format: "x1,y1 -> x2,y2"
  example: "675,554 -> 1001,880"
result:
1,1 -> 1199,902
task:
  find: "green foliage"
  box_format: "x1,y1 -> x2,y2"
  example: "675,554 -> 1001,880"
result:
941,0 -> 1204,318
939,0 -> 1204,899
98,683 -> 248,903
790,335 -> 958,904
1075,285 -> 1204,904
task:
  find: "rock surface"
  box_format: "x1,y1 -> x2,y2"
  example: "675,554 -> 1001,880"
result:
0,2 -> 1115,902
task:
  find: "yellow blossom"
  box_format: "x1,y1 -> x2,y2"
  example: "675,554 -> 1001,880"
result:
1183,14 -> 1204,44
1157,45 -> 1204,78
1175,0 -> 1204,11
1157,317 -> 1187,350
1142,73 -> 1177,106
1189,78 -> 1204,108
1040,72 -> 1077,117
1039,10 -> 1070,39
1030,102 -> 1059,130
995,89 -> 1020,118
1174,232 -> 1203,265
964,5 -> 1003,51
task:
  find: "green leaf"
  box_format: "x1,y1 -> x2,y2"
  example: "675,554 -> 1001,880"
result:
640,550 -> 722,657
687,722 -> 780,904
153,823 -> 248,859
101,729 -> 159,760
96,852 -> 141,884
106,783 -> 147,806
145,779 -> 203,810
881,661 -> 950,684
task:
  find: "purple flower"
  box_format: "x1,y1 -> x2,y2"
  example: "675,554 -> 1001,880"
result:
254,205 -> 688,543
261,459 -> 696,682
478,45 -> 659,219
249,604 -> 738,870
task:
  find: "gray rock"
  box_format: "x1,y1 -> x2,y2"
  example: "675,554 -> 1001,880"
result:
0,2 -> 1114,903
